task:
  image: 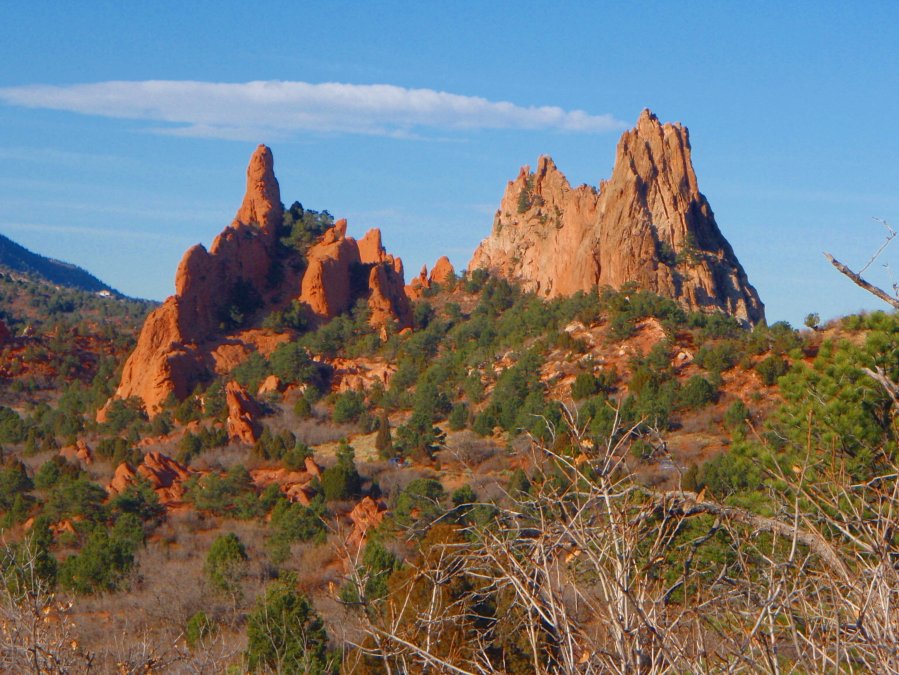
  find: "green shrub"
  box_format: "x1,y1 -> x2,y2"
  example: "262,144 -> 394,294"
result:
448,403 -> 468,431
185,611 -> 217,648
58,514 -> 143,594
331,391 -> 366,424
0,458 -> 33,511
267,498 -> 326,563
109,477 -> 164,522
695,445 -> 766,499
204,532 -> 248,597
678,375 -> 718,409
43,477 -> 107,523
374,411 -> 393,457
392,478 -> 446,527
96,437 -> 141,466
572,372 -> 600,400
507,469 -> 532,499
186,464 -> 258,517
694,341 -> 741,374
294,397 -> 313,419
0,406 -> 27,443
756,355 -> 789,386
357,539 -> 399,602
724,401 -> 751,432
245,575 -> 335,673
320,441 -> 361,501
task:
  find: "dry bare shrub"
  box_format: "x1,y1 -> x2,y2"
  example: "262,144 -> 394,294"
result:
292,418 -> 355,446
375,467 -> 438,502
282,536 -> 343,594
343,404 -> 899,673
0,538 -> 94,673
192,445 -> 253,472
444,433 -> 501,469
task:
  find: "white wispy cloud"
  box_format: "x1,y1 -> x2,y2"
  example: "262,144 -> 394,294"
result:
0,80 -> 625,140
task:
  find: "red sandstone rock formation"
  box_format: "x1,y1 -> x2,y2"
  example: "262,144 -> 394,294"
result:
106,462 -> 137,495
347,496 -> 387,548
137,451 -> 193,503
469,110 -> 764,325
250,462 -> 322,505
367,260 -> 412,328
300,222 -> 411,328
304,456 -> 322,478
0,319 -> 11,345
257,374 -> 284,396
406,256 -> 457,299
225,381 -> 262,444
330,357 -> 396,392
107,452 -> 192,504
59,440 -> 93,467
103,146 -> 413,417
429,256 -> 455,285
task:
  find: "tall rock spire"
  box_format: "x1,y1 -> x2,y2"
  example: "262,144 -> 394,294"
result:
233,144 -> 283,236
469,109 -> 764,325
101,145 -> 413,419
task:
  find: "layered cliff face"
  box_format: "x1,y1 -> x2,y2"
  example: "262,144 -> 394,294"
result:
469,110 -> 764,325
103,145 -> 413,418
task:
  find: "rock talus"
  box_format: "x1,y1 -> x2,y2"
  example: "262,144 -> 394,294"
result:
469,110 -> 764,325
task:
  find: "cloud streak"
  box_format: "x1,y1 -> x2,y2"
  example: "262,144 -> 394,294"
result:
0,80 -> 625,140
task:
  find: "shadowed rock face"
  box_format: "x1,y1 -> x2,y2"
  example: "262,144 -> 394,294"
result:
103,145 -> 413,418
469,110 -> 764,325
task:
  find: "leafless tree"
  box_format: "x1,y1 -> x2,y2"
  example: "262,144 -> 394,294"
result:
0,537 -> 94,673
825,219 -> 899,310
342,400 -> 899,673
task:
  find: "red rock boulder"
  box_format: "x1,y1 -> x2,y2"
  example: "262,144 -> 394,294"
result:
429,256 -> 455,285
225,381 -> 263,444
59,440 -> 93,467
347,496 -> 387,548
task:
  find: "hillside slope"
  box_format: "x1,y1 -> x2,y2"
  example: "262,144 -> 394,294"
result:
0,231 -> 116,294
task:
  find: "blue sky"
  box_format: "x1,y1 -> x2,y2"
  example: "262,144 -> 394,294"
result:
0,1 -> 897,326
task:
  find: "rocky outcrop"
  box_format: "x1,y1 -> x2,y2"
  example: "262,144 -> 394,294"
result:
104,146 -> 414,417
300,222 -> 412,328
59,440 -> 93,467
257,374 -> 284,396
330,357 -> 397,392
138,452 -> 193,503
225,381 -> 262,444
250,458 -> 322,505
429,256 -> 455,285
367,259 -> 412,328
0,319 -> 10,346
347,496 -> 387,548
406,256 -> 456,299
469,110 -> 764,325
106,452 -> 193,504
107,462 -> 137,495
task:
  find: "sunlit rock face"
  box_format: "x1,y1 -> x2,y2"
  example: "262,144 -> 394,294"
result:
469,109 -> 764,326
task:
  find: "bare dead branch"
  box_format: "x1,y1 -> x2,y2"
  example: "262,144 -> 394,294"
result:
824,252 -> 899,309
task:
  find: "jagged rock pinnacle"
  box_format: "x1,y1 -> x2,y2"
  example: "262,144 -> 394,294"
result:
469,110 -> 764,325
